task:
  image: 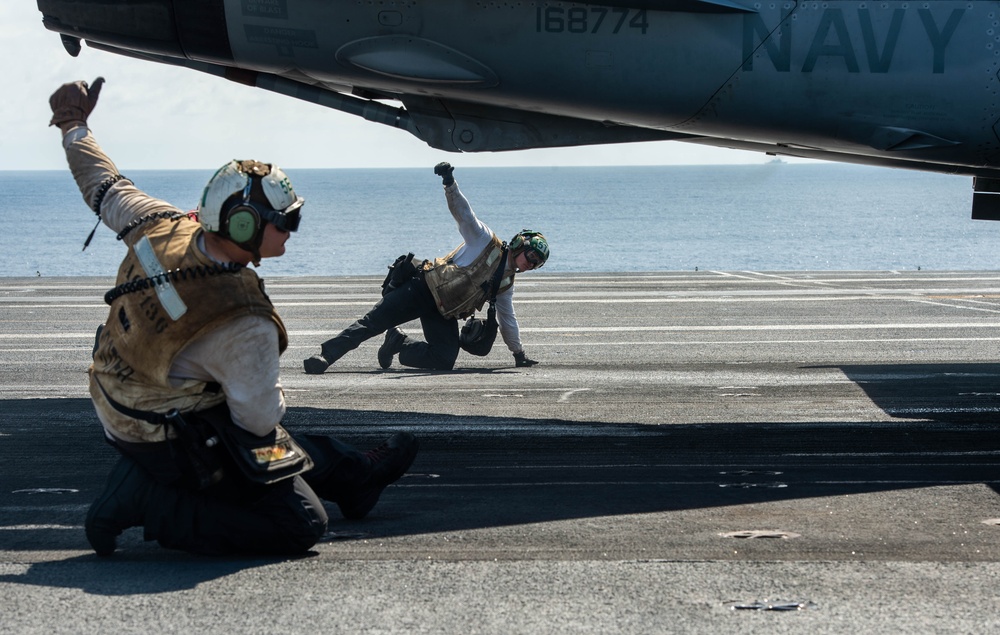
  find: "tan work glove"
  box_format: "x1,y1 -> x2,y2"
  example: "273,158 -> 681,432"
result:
49,77 -> 105,128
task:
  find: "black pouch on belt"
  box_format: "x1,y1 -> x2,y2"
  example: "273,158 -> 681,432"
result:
381,252 -> 423,296
189,403 -> 314,486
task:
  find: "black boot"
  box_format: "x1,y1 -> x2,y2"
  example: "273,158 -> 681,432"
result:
304,336 -> 356,374
339,432 -> 418,519
303,354 -> 331,374
377,328 -> 407,370
85,456 -> 154,557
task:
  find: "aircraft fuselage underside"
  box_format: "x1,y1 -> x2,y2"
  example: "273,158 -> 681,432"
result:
36,0 -> 1000,215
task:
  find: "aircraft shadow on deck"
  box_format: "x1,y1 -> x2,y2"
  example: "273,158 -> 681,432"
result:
830,363 -> 1000,426
4,361 -> 1000,549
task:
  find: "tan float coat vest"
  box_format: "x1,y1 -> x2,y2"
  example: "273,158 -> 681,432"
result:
422,234 -> 514,319
89,216 -> 287,442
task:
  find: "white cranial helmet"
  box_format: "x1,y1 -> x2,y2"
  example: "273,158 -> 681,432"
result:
196,160 -> 304,247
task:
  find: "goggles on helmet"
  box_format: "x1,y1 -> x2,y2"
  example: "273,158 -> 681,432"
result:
261,197 -> 304,233
524,249 -> 544,268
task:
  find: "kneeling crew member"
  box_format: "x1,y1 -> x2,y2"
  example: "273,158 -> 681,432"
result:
51,78 -> 418,557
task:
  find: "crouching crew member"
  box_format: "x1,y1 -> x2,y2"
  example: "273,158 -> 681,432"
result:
303,162 -> 549,373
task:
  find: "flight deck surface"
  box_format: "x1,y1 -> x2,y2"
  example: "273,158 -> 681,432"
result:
3,271 -> 1000,633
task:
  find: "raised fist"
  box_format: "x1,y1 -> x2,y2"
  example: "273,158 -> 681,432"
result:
49,77 -> 105,128
434,162 -> 455,186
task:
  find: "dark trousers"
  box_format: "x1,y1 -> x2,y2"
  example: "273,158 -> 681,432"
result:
320,277 -> 460,370
111,432 -> 375,556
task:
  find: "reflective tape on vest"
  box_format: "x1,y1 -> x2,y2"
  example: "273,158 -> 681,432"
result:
135,236 -> 188,321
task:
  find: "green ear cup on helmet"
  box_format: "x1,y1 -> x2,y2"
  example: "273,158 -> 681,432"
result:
224,207 -> 260,244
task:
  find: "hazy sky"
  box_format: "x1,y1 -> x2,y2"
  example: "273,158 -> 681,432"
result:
4,3 -> 772,171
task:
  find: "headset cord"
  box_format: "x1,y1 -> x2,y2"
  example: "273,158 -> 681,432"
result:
115,211 -> 190,242
103,262 -> 244,306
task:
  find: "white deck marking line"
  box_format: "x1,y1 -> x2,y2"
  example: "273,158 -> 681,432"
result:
559,389 -> 592,402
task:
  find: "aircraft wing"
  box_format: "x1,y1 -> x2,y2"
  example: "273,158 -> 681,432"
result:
35,0 -> 1000,217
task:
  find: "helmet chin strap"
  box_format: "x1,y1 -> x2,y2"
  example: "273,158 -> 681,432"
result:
245,234 -> 264,267
234,228 -> 265,267
510,250 -> 525,274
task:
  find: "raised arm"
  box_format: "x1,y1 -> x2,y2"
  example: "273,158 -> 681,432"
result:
50,79 -> 181,237
434,162 -> 492,258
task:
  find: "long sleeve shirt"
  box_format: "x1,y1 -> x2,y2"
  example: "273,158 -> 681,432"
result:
443,182 -> 523,354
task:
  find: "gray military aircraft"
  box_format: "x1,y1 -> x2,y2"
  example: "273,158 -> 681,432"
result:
35,0 -> 1000,217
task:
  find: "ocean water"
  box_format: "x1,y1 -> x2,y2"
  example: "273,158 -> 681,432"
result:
0,163 -> 993,277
